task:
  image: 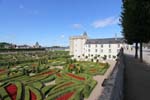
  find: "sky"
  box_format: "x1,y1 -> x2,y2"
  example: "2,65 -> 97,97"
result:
0,0 -> 122,47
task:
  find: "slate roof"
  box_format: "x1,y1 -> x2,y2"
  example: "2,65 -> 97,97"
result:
85,38 -> 124,44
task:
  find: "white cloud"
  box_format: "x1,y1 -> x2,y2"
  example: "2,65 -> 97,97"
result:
92,17 -> 119,28
72,24 -> 83,29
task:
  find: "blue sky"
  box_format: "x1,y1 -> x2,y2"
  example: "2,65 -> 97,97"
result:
0,0 -> 122,46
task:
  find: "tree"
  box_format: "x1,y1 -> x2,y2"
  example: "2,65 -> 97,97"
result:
121,0 -> 150,61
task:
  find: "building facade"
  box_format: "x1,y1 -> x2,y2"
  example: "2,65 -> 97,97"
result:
70,33 -> 126,61
69,32 -> 88,57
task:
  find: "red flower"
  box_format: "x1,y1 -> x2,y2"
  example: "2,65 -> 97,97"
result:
56,73 -> 62,77
56,92 -> 75,100
5,84 -> 17,100
30,90 -> 37,100
67,73 -> 85,80
0,69 -> 5,73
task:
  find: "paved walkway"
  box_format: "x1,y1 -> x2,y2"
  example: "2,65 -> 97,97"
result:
124,55 -> 150,100
84,60 -> 116,100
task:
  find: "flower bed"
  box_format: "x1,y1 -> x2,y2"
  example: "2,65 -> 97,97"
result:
30,90 -> 37,100
56,91 -> 75,100
32,64 -> 37,67
32,70 -> 54,78
41,71 -> 54,75
5,84 -> 17,100
56,73 -> 62,77
90,68 -> 97,71
56,82 -> 74,90
67,73 -> 85,80
60,82 -> 74,88
69,64 -> 75,69
99,62 -> 106,66
0,69 -> 5,73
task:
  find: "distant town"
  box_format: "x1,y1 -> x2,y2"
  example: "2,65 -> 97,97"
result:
0,42 -> 69,51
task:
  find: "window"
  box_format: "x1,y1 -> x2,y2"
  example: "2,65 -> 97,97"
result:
88,44 -> 91,48
118,44 -> 120,48
109,49 -> 111,53
101,44 -> 103,48
109,44 -> 111,48
101,49 -> 103,53
95,44 -> 97,48
95,49 -> 97,52
109,55 -> 111,58
113,56 -> 116,59
117,49 -> 120,53
88,49 -> 90,52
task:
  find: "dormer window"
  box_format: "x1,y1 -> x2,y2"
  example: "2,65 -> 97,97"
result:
95,44 -> 97,48
118,44 -> 120,48
109,44 -> 111,48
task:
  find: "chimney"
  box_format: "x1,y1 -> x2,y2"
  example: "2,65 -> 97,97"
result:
115,33 -> 117,40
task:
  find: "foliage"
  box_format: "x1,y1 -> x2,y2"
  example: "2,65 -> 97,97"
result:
121,0 -> 150,60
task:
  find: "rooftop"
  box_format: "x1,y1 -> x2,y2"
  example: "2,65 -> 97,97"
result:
85,38 -> 124,44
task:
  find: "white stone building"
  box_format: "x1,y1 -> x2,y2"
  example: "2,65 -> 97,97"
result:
70,32 -> 127,61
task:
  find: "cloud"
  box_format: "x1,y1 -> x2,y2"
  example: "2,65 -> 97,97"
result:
92,17 -> 119,28
72,24 -> 83,29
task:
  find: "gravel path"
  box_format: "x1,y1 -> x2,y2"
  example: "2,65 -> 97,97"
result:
45,80 -> 55,86
84,60 -> 116,100
124,55 -> 150,100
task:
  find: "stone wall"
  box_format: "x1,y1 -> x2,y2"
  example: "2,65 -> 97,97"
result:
99,50 -> 124,100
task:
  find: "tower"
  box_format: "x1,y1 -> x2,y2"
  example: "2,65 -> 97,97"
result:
69,32 -> 88,59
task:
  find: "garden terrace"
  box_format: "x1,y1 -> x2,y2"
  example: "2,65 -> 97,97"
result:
0,51 -> 109,100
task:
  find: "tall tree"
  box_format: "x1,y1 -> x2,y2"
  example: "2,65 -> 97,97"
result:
121,0 -> 150,61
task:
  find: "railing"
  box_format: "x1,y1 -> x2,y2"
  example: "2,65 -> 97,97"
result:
99,49 -> 124,100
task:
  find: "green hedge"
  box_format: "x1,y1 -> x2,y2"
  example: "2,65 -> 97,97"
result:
41,85 -> 56,96
46,87 -> 75,100
69,87 -> 84,100
28,86 -> 42,100
41,75 -> 55,83
14,81 -> 23,100
0,87 -> 11,100
24,86 -> 42,100
31,81 -> 44,90
0,81 -> 23,100
24,86 -> 30,100
46,84 -> 82,100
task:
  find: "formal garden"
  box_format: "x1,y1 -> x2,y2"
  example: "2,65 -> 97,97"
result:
0,51 -> 109,100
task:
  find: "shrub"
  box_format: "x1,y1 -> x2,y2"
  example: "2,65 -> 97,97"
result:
28,86 -> 42,100
31,81 -> 44,90
82,84 -> 90,98
41,75 -> 55,83
24,86 -> 30,100
0,87 -> 11,100
70,88 -> 83,100
15,82 -> 23,100
42,85 -> 55,96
